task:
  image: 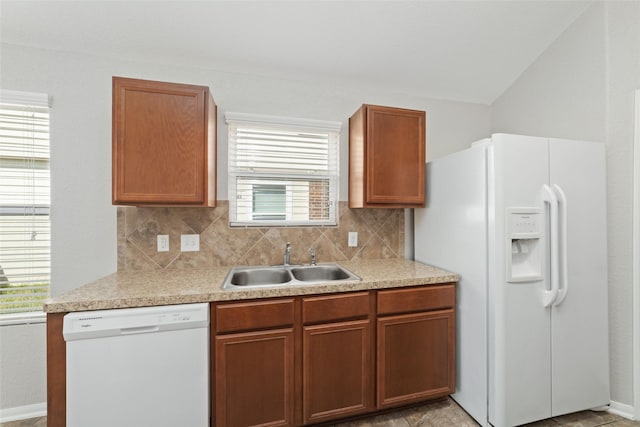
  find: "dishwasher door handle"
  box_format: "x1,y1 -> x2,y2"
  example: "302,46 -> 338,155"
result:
120,326 -> 160,335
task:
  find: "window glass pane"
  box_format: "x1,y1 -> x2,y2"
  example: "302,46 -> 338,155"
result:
227,113 -> 340,227
234,176 -> 334,225
308,179 -> 330,220
0,93 -> 50,314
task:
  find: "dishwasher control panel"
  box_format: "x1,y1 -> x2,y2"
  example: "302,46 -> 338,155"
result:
63,303 -> 209,341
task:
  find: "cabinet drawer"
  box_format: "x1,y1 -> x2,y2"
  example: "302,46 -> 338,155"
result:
377,284 -> 455,316
216,299 -> 294,333
303,292 -> 370,324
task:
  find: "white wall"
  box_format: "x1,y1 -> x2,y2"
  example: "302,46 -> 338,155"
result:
491,3 -> 606,142
0,322 -> 47,421
491,1 -> 640,411
606,2 -> 640,415
0,42 -> 491,415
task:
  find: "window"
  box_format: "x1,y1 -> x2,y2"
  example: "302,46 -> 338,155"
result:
0,90 -> 50,315
226,113 -> 340,226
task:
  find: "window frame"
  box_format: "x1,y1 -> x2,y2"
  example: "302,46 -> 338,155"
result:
226,112 -> 341,227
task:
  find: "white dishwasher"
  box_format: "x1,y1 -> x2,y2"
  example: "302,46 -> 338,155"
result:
63,303 -> 209,427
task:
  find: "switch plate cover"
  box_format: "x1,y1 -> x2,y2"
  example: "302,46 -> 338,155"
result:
348,232 -> 358,247
157,235 -> 169,252
181,234 -> 200,252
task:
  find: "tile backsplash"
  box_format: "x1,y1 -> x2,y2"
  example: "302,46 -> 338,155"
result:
117,201 -> 405,271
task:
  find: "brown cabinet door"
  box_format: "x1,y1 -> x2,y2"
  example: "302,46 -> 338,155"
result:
215,328 -> 294,427
349,104 -> 425,208
366,106 -> 425,206
112,77 -> 216,206
303,320 -> 372,424
377,309 -> 455,409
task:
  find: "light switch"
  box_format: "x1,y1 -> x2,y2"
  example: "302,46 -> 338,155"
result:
181,234 -> 200,252
157,235 -> 169,252
348,232 -> 358,247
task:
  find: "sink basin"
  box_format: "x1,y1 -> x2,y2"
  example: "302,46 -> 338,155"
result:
291,265 -> 351,282
230,267 -> 291,286
222,264 -> 360,290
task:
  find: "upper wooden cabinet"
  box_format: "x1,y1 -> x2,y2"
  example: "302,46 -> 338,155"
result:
349,104 -> 426,208
112,77 -> 217,206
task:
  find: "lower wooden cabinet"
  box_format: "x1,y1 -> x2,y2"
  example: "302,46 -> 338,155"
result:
377,309 -> 455,409
210,283 -> 455,427
303,320 -> 372,424
215,329 -> 295,427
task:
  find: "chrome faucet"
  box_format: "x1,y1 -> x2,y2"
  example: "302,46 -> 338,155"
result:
284,242 -> 291,266
309,247 -> 317,266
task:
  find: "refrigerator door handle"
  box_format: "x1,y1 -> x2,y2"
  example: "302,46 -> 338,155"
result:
552,184 -> 569,306
542,184 -> 560,307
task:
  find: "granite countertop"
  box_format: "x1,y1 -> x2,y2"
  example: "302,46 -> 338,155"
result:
43,259 -> 458,313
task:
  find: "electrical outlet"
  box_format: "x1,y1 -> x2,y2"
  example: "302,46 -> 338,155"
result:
180,234 -> 200,252
157,235 -> 169,252
348,231 -> 358,247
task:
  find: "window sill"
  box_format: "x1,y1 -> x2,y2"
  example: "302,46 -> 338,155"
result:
0,311 -> 47,326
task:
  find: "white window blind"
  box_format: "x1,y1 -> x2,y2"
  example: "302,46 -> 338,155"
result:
0,90 -> 51,314
226,113 -> 341,227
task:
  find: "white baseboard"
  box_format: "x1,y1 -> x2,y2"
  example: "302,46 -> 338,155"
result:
609,400 -> 636,420
0,402 -> 47,423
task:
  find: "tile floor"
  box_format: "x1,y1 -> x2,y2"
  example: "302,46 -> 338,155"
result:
330,398 -> 639,427
0,418 -> 46,427
1,397 -> 638,427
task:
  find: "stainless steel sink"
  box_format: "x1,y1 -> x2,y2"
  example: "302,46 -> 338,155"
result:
291,265 -> 352,282
229,267 -> 291,286
222,264 -> 360,290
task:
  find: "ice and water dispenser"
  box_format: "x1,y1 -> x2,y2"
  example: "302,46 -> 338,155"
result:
506,208 -> 543,282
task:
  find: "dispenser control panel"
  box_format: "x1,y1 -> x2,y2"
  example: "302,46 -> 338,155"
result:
508,211 -> 541,236
506,208 -> 543,282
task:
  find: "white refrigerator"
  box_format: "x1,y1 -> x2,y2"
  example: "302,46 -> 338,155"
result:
414,134 -> 609,427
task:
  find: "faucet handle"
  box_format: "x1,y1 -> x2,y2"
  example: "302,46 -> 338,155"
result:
284,242 -> 292,266
309,247 -> 317,266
